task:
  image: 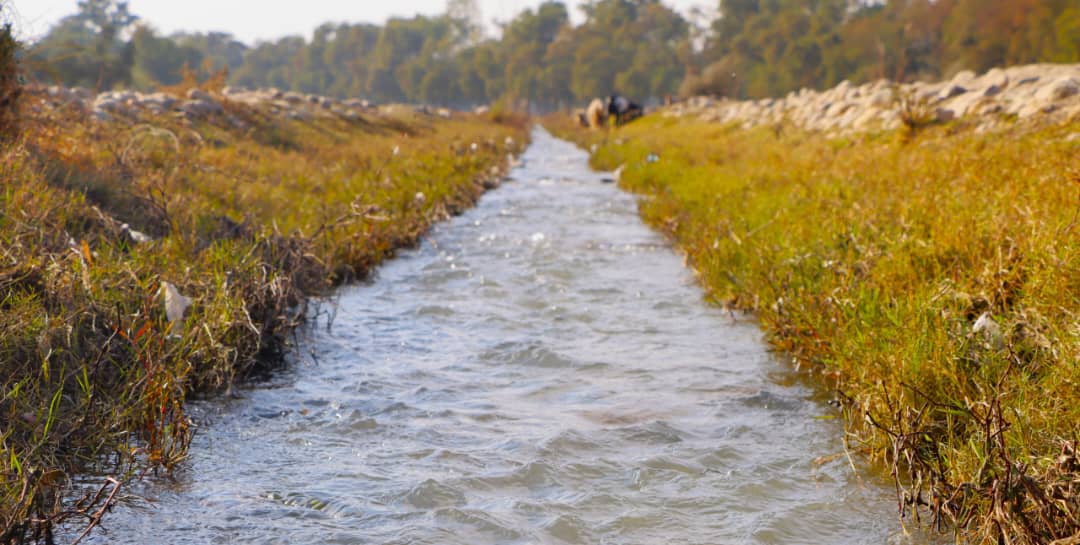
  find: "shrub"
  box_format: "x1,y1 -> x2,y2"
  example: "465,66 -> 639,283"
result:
0,21 -> 20,141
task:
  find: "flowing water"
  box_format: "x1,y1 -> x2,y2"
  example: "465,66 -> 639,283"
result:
85,129 -> 930,544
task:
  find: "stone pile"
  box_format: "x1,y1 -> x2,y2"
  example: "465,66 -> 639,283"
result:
667,63 -> 1080,134
35,84 -> 385,124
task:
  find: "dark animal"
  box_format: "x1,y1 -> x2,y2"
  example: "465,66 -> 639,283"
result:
607,95 -> 643,126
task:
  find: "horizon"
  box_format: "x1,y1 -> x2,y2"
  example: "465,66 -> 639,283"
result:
9,0 -> 710,44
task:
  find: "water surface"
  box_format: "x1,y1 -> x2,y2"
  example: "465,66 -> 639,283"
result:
88,128 -> 923,544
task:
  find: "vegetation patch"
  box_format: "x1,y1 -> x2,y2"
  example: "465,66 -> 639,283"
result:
1,87 -> 526,542
546,114 -> 1079,544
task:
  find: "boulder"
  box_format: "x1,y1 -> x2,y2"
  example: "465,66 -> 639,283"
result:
938,84 -> 967,101
344,98 -> 370,109
934,107 -> 956,123
140,92 -> 176,110
180,99 -> 224,117
869,88 -> 894,108
70,87 -> 93,101
1034,77 -> 1080,102
1017,102 -> 1056,119
93,96 -> 124,113
186,88 -> 215,103
951,70 -> 977,85
979,68 -> 1009,92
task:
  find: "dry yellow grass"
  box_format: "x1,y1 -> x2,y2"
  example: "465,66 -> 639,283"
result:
547,113 -> 1080,544
1,89 -> 527,542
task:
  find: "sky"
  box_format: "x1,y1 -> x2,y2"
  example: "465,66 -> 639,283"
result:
10,0 -> 710,44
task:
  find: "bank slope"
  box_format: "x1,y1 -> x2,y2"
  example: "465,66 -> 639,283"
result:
547,102 -> 1079,544
1,87 -> 527,542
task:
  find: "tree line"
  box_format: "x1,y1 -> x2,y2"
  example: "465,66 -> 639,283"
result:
23,0 -> 1080,108
684,0 -> 1080,98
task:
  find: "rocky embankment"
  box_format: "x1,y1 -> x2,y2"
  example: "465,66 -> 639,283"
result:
32,85 -> 461,125
668,63 -> 1080,134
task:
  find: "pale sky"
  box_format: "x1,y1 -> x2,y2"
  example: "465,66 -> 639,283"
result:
10,0 -> 710,44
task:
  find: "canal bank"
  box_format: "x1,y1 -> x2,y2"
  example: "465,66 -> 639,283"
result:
545,104 -> 1080,544
2,91 -> 526,539
75,129 -> 930,544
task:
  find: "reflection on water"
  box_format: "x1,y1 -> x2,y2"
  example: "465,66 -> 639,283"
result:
83,128 -> 940,545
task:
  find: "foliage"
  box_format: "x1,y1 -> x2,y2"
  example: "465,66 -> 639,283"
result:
26,0 -> 691,108
0,18 -> 19,141
546,114 -> 1080,544
25,0 -> 1080,105
26,0 -> 137,89
0,91 -> 526,542
686,0 -> 1080,99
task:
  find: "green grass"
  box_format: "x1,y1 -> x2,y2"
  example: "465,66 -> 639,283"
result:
0,90 -> 527,541
546,113 -> 1080,544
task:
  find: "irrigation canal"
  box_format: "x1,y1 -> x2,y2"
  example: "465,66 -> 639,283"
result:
85,128 -> 937,544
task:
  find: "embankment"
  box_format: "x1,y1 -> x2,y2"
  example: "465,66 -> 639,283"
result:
1,85 -> 526,541
668,63 -> 1080,135
547,63 -> 1080,544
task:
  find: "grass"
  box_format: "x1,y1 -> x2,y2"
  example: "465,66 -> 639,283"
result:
546,113 -> 1080,544
1,88 -> 527,542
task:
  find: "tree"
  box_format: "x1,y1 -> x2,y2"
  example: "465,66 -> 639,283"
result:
447,0 -> 484,44
131,25 -> 203,88
28,0 -> 138,88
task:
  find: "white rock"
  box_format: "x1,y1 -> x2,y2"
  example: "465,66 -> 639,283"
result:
180,99 -> 224,117
93,96 -> 123,112
70,87 -> 93,100
140,92 -> 176,109
1017,102 -> 1056,118
186,88 -> 215,103
869,88 -> 894,108
973,312 -> 1004,350
979,68 -> 1009,93
120,224 -> 152,244
1035,77 -> 1080,102
951,70 -> 976,85
160,281 -> 192,333
938,84 -> 967,101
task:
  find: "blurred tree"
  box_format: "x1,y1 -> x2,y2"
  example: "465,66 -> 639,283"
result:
131,25 -> 203,88
29,0 -> 138,88
25,0 -> 1080,106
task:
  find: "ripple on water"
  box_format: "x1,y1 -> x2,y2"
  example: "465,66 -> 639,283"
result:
615,420 -> 690,445
467,460 -> 563,492
544,513 -> 594,543
432,507 -> 523,542
403,478 -> 467,509
479,339 -> 581,368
